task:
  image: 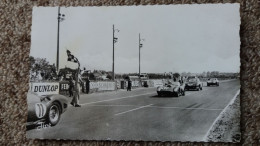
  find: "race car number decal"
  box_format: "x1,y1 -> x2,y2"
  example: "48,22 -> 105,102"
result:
35,103 -> 47,118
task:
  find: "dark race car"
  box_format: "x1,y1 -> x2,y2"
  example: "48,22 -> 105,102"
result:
27,92 -> 69,128
207,78 -> 219,86
185,77 -> 202,91
157,80 -> 185,97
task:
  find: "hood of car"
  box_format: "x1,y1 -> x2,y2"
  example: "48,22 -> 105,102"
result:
186,81 -> 197,84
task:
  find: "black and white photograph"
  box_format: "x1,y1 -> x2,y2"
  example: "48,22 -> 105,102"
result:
26,4 -> 240,142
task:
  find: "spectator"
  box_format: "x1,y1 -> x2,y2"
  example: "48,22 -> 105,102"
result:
68,76 -> 74,97
86,77 -> 90,94
127,79 -> 132,91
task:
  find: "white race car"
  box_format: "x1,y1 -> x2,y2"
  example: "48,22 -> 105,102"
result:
27,91 -> 69,129
157,81 -> 185,97
207,78 -> 219,86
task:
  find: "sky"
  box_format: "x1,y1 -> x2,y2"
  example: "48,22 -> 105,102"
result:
30,4 -> 240,74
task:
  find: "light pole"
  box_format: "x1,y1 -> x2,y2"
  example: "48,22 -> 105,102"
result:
112,24 -> 119,80
56,7 -> 65,74
139,33 -> 144,77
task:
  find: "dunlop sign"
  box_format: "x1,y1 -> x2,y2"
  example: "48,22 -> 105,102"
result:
30,82 -> 59,95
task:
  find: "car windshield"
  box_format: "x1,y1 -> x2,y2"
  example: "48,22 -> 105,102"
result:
210,78 -> 216,81
188,78 -> 197,82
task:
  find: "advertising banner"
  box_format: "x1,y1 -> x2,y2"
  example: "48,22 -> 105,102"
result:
29,82 -> 59,95
90,81 -> 116,91
149,80 -> 164,87
59,81 -> 69,91
131,80 -> 140,87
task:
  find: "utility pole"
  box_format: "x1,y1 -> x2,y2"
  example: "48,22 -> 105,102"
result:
56,7 -> 60,73
112,25 -> 119,80
139,33 -> 144,77
139,33 -> 141,77
56,7 -> 65,74
112,25 -> 115,80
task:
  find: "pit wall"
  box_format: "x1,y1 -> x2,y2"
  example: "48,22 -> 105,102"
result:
60,79 -> 168,95
30,78 -> 235,95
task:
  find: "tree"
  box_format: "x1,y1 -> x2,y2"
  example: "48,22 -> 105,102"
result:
89,73 -> 95,80
173,72 -> 180,78
29,56 -> 35,69
207,71 -> 211,77
106,74 -> 112,80
29,56 -> 57,81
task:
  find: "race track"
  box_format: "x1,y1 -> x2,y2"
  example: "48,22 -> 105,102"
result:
27,80 -> 240,141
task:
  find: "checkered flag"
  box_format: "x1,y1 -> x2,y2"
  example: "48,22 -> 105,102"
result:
66,50 -> 78,63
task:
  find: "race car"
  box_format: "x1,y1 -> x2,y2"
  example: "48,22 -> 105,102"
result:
207,78 -> 219,86
157,81 -> 185,97
185,77 -> 202,91
27,92 -> 69,128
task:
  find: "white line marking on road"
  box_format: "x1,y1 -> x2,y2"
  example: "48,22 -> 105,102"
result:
149,106 -> 222,111
86,104 -> 139,107
81,92 -> 155,106
203,89 -> 240,141
114,104 -> 153,116
85,104 -> 222,111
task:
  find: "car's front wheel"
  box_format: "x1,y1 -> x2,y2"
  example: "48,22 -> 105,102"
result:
157,91 -> 162,97
47,102 -> 61,126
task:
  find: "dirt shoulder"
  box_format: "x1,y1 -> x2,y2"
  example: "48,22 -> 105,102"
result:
205,92 -> 241,142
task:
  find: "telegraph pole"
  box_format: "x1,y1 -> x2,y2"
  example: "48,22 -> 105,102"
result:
139,33 -> 144,77
112,25 -> 119,80
56,7 -> 65,74
56,7 -> 60,73
112,25 -> 115,80
139,33 -> 141,77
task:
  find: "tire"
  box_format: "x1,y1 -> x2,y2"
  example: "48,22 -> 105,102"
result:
217,83 -> 219,86
197,86 -> 200,91
175,92 -> 179,97
173,89 -> 180,97
200,85 -> 202,90
47,102 -> 61,126
182,90 -> 185,96
207,83 -> 209,86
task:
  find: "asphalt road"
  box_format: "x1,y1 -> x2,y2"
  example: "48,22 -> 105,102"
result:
27,80 -> 240,141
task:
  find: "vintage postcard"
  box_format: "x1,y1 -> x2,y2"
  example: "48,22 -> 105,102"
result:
27,4 -> 241,142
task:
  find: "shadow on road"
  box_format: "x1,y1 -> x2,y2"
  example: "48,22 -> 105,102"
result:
185,88 -> 207,92
150,95 -> 179,98
26,124 -> 37,131
204,86 -> 219,87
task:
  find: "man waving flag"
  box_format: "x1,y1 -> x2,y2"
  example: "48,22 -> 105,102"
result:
66,49 -> 82,107
66,50 -> 78,63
